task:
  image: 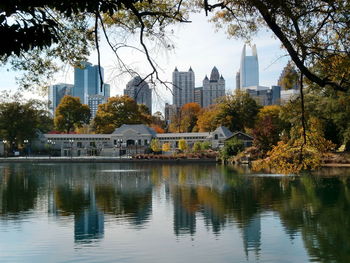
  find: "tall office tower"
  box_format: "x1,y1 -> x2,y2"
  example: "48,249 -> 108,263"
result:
236,71 -> 240,90
194,87 -> 203,107
88,95 -> 107,119
202,67 -> 225,108
103,83 -> 110,98
124,76 -> 152,113
172,67 -> 195,108
48,83 -> 74,115
74,62 -> 105,104
240,44 -> 259,89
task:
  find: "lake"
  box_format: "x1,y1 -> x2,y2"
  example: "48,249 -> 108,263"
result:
0,163 -> 349,262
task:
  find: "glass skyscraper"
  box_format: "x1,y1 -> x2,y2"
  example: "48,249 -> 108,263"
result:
74,62 -> 105,104
240,44 -> 259,89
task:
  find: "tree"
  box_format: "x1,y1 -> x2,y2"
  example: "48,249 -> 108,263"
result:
150,139 -> 161,153
197,105 -> 221,132
162,143 -> 171,152
193,142 -> 202,152
252,105 -> 287,155
0,0 -> 189,90
216,90 -> 260,132
93,95 -> 148,134
220,137 -> 244,161
169,102 -> 201,133
178,139 -> 188,152
0,98 -> 52,152
54,95 -> 91,133
207,0 -> 350,92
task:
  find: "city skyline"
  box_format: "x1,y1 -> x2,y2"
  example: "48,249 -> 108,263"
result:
0,13 -> 289,112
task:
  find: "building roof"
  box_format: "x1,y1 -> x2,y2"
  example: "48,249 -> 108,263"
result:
112,124 -> 156,136
214,126 -> 233,138
226,131 -> 254,141
210,66 -> 220,82
156,132 -> 210,138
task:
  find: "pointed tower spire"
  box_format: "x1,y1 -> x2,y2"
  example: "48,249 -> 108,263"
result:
252,44 -> 257,57
174,66 -> 178,72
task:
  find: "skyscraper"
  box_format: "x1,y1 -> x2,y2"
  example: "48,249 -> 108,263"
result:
124,76 -> 152,113
74,62 -> 106,104
48,83 -> 73,115
240,44 -> 259,89
172,67 -> 195,108
202,66 -> 225,108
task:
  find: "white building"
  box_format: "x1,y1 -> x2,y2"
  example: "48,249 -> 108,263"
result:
42,125 -> 252,157
172,67 -> 195,108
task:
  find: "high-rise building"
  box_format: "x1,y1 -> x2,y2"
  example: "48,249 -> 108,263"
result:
74,62 -> 106,104
194,87 -> 203,107
202,66 -> 225,108
236,71 -> 240,90
164,103 -> 178,123
88,95 -> 107,119
73,61 -> 110,118
240,44 -> 259,89
48,83 -> 74,115
172,67 -> 195,108
124,76 -> 152,113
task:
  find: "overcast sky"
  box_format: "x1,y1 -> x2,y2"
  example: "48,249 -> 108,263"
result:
0,12 -> 289,113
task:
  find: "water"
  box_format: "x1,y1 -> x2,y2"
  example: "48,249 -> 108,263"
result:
0,163 -> 349,262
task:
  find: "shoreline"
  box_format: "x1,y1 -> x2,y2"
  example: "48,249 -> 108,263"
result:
0,157 -> 218,164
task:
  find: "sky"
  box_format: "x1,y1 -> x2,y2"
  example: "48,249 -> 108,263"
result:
0,12 -> 290,113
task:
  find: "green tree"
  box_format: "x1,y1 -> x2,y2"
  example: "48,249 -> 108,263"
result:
220,137 -> 244,161
54,95 -> 91,133
193,141 -> 202,152
93,95 -> 149,134
0,98 -> 52,152
216,90 -> 260,132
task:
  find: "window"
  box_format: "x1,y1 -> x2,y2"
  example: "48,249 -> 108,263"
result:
214,134 -> 218,140
77,142 -> 82,148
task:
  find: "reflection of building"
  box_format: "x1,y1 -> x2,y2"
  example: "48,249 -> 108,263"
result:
173,188 -> 196,236
242,215 -> 261,259
124,76 -> 152,113
74,187 -> 104,243
172,67 -> 195,108
48,83 -> 73,115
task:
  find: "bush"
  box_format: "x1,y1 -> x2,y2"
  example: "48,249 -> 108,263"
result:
220,137 -> 244,161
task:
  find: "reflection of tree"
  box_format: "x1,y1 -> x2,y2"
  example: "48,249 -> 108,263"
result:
95,173 -> 153,227
0,167 -> 38,217
55,186 -> 90,216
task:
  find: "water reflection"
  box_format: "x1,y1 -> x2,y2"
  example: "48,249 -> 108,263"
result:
0,163 -> 349,262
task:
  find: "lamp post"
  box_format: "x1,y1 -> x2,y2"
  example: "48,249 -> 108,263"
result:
3,140 -> 7,158
24,139 -> 29,158
47,139 -> 55,158
69,139 -> 74,159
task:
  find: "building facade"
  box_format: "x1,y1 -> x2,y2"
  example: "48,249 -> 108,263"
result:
73,61 -> 110,117
42,125 -> 242,156
88,94 -> 108,119
172,67 -> 195,108
124,76 -> 152,113
48,83 -> 74,115
202,67 -> 225,108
